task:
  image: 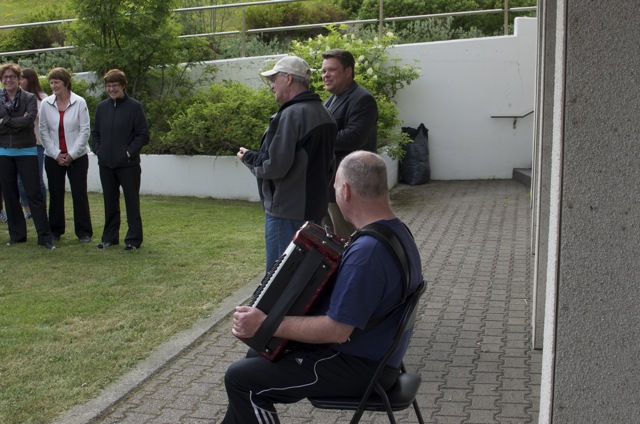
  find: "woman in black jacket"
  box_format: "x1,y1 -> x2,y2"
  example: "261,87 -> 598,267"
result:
0,63 -> 55,249
92,69 -> 149,251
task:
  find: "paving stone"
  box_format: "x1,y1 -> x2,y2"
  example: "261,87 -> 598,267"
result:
465,409 -> 499,423
78,181 -> 540,424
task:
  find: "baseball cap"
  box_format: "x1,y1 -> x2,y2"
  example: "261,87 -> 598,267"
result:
261,56 -> 311,80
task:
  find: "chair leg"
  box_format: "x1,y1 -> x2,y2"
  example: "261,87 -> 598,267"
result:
412,398 -> 425,424
376,385 -> 397,424
350,409 -> 364,424
385,408 -> 397,424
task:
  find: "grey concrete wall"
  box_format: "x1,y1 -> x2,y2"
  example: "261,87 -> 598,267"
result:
531,0 -> 557,351
536,1 -> 640,422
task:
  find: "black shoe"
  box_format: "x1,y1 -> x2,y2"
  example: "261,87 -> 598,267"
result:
97,241 -> 116,249
79,236 -> 92,244
40,241 -> 57,250
124,244 -> 138,251
7,239 -> 26,246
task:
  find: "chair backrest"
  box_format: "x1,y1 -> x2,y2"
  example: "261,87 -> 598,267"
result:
346,279 -> 426,422
308,280 -> 427,424
372,280 -> 425,373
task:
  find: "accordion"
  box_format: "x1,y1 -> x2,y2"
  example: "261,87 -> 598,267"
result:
238,222 -> 346,361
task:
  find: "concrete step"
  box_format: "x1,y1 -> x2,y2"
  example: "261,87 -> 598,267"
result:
513,168 -> 531,188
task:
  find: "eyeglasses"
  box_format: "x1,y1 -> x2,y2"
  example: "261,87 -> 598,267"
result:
105,83 -> 121,89
2,75 -> 18,81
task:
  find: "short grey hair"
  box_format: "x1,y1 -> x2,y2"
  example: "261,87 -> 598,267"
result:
338,151 -> 388,199
290,73 -> 310,90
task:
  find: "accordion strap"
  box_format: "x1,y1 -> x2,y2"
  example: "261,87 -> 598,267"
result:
349,222 -> 415,335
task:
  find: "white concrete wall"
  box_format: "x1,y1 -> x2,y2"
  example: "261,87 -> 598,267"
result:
86,151 -> 399,202
83,17 -> 537,199
194,17 -> 537,181
392,17 -> 537,180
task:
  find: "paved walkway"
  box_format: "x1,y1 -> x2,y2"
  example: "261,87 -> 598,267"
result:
57,180 -> 541,424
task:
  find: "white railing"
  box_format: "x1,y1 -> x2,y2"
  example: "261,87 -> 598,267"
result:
0,0 -> 536,58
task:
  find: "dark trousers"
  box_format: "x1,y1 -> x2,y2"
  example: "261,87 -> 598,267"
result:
222,347 -> 398,424
18,144 -> 46,206
45,154 -> 93,239
99,164 -> 143,247
0,155 -> 52,244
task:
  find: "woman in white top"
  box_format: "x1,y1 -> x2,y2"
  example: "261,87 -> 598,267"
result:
18,68 -> 48,218
39,67 -> 93,243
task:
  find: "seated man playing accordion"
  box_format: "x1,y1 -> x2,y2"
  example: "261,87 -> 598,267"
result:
223,151 -> 424,424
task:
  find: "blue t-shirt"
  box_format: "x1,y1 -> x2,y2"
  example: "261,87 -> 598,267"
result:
323,218 -> 423,367
0,146 -> 37,156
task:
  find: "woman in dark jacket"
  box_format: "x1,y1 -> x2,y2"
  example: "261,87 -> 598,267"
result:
92,69 -> 149,251
0,63 -> 55,249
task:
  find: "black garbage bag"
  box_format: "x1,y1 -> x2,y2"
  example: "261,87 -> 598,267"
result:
400,123 -> 430,185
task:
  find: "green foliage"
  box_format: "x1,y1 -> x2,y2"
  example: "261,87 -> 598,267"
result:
330,0 -> 362,17
351,0 -> 536,36
217,34 -> 289,59
14,50 -> 85,75
0,10 -> 69,52
453,0 -> 537,35
145,81 -> 278,156
375,16 -> 485,44
69,78 -> 102,118
176,0 -> 238,36
67,0 -> 184,96
289,26 -> 420,159
141,63 -> 218,149
246,0 -> 348,43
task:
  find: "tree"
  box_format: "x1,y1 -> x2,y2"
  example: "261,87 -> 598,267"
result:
67,0 -> 183,96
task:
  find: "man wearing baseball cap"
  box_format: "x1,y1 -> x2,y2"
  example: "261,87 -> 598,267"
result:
237,56 -> 337,271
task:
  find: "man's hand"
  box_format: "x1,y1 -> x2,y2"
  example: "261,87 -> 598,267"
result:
231,305 -> 266,339
236,147 -> 248,162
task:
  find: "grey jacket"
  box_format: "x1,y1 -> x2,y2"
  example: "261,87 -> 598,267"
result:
243,91 -> 337,221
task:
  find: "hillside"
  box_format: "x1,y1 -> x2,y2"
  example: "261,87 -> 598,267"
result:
1,0 -> 72,26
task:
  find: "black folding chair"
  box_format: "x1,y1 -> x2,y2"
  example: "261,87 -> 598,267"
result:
308,281 -> 426,424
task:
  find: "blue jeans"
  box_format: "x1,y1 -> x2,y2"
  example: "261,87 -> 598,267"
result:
264,215 -> 322,272
18,145 -> 46,207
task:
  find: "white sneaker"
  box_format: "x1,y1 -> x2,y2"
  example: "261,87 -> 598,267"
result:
0,210 -> 7,223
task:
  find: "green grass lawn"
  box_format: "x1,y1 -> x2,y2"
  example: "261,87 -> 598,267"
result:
1,0 -> 71,25
0,0 -> 260,26
0,192 -> 265,424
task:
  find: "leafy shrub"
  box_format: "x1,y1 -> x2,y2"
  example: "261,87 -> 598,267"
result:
289,26 -> 420,159
246,0 -> 348,43
145,81 -> 278,156
350,16 -> 486,45
68,78 -> 101,116
393,17 -> 485,43
216,35 -> 288,60
0,10 -> 69,53
348,0 -> 536,36
330,0 -> 363,17
14,50 -> 86,75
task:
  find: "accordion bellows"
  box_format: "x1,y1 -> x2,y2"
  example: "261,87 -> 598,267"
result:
239,222 -> 345,361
